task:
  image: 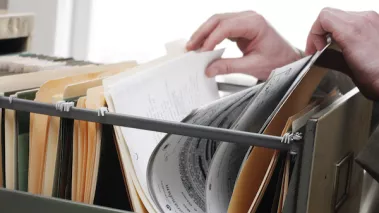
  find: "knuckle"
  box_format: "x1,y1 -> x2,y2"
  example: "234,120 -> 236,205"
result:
367,10 -> 378,17
320,7 -> 331,15
245,12 -> 267,28
242,10 -> 257,15
319,8 -> 331,21
319,7 -> 336,21
321,7 -> 335,13
209,14 -> 222,22
364,10 -> 379,22
350,15 -> 369,36
217,20 -> 233,36
254,13 -> 266,25
218,19 -> 233,30
350,20 -> 363,36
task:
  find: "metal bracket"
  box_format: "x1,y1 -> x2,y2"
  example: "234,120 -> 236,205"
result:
281,132 -> 303,155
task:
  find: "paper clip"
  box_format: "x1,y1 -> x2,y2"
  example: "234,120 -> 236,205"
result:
55,101 -> 65,111
98,107 -> 108,117
283,132 -> 303,155
281,132 -> 302,144
8,95 -> 16,104
292,132 -> 303,141
281,132 -> 291,144
63,102 -> 75,112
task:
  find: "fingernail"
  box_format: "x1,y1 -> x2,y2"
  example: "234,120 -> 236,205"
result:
186,41 -> 192,50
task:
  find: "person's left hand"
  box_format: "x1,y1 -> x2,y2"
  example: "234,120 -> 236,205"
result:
186,11 -> 301,80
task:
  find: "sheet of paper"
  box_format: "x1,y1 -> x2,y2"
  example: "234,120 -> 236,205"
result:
104,92 -> 150,213
205,144 -> 250,213
107,49 -> 223,211
225,55 -> 315,213
233,56 -> 312,134
148,86 -> 258,213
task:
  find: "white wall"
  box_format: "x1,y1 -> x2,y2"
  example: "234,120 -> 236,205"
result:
84,0 -> 379,64
6,0 -> 379,63
8,0 -> 73,57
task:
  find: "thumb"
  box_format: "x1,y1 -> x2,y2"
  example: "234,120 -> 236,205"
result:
206,57 -> 261,78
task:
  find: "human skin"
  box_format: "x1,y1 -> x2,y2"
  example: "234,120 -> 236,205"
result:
187,8 -> 379,100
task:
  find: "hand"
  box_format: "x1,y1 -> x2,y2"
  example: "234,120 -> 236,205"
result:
186,11 -> 301,80
306,7 -> 379,100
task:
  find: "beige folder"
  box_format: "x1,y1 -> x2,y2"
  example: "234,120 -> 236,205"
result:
228,65 -> 327,213
28,62 -> 137,194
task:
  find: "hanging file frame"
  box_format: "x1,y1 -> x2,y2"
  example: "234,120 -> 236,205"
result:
0,83 -> 371,213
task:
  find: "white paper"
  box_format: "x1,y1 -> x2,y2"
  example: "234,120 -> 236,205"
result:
108,49 -> 223,209
205,143 -> 249,213
147,87 -> 256,213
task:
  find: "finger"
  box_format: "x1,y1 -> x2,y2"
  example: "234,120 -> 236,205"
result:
206,58 -> 245,77
205,55 -> 267,79
305,7 -> 351,55
187,13 -> 235,51
201,13 -> 264,51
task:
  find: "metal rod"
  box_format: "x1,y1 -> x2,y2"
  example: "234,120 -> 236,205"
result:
0,96 -> 291,151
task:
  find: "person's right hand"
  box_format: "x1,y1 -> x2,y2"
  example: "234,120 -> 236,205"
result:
186,11 -> 301,80
306,7 -> 379,100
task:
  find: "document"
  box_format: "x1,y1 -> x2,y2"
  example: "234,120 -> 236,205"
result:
148,86 -> 259,213
107,49 -> 223,211
147,55 -> 313,213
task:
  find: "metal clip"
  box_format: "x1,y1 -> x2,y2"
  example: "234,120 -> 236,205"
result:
292,132 -> 303,141
281,132 -> 303,144
281,132 -> 292,144
8,95 -> 16,104
55,101 -> 65,111
282,132 -> 303,155
326,33 -> 332,44
98,107 -> 108,116
63,102 -> 74,112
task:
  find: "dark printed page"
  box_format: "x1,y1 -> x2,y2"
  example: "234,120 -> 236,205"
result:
207,56 -> 313,213
147,85 -> 261,213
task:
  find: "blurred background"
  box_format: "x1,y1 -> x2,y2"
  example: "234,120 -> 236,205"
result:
2,0 -> 379,64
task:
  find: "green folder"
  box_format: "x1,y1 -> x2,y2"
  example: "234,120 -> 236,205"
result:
53,97 -> 79,199
15,89 -> 38,191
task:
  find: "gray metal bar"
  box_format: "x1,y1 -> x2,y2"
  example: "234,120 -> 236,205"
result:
296,119 -> 317,213
0,96 -> 291,151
